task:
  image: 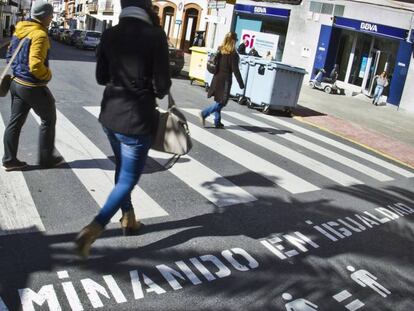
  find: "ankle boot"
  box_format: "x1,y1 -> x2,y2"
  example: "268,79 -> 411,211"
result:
75,221 -> 104,259
120,209 -> 142,236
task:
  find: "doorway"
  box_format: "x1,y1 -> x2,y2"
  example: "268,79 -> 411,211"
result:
180,8 -> 199,52
162,6 -> 175,40
333,29 -> 399,95
363,49 -> 390,96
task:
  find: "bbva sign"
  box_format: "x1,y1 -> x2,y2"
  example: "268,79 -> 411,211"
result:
360,22 -> 378,32
254,6 -> 267,14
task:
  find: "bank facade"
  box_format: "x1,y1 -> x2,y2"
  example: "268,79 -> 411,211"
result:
209,0 -> 414,111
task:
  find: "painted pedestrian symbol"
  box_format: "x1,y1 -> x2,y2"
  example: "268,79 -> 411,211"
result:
347,266 -> 391,298
332,289 -> 365,311
282,293 -> 319,311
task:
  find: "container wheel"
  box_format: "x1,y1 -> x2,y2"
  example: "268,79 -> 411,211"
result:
284,107 -> 292,116
238,97 -> 247,106
324,86 -> 332,94
247,99 -> 254,109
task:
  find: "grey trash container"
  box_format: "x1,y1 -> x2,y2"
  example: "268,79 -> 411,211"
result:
244,59 -> 306,113
230,55 -> 250,100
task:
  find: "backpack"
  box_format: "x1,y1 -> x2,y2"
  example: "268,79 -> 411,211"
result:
207,51 -> 220,74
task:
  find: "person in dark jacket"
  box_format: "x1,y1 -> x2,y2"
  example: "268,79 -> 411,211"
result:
248,47 -> 260,57
199,32 -> 244,129
2,0 -> 64,171
237,38 -> 248,55
75,0 -> 171,259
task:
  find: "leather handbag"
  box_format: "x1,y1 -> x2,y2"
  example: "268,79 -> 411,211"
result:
152,93 -> 192,155
0,38 -> 26,97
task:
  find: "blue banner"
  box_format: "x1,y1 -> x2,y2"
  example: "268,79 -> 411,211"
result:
334,17 -> 408,40
235,4 -> 290,18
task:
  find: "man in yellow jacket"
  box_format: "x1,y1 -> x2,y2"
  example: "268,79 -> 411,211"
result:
2,0 -> 64,171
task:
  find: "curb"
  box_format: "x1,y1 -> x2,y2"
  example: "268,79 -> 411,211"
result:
293,115 -> 414,171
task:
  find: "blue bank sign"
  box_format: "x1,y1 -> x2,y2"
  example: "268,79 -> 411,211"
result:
334,17 -> 408,40
235,4 -> 290,19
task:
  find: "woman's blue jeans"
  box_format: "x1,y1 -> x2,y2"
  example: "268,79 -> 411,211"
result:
373,85 -> 384,104
94,127 -> 151,227
201,102 -> 225,126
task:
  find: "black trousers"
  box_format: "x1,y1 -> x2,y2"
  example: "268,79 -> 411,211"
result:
2,80 -> 56,164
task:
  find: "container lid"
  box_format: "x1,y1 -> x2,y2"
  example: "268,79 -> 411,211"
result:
247,57 -> 271,66
190,46 -> 208,53
271,62 -> 307,74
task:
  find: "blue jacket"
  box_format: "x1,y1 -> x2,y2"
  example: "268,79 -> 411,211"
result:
7,19 -> 51,87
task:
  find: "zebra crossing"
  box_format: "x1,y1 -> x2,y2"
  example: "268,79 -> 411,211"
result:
0,105 -> 413,237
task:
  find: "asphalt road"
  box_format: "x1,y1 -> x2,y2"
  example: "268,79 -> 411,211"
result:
0,40 -> 413,311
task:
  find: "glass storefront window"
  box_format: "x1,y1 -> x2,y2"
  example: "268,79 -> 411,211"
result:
309,1 -> 322,13
348,33 -> 372,86
336,30 -> 355,81
334,5 -> 345,17
321,3 -> 334,15
261,19 -> 288,61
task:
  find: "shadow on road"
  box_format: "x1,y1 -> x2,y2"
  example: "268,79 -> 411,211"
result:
0,182 -> 413,310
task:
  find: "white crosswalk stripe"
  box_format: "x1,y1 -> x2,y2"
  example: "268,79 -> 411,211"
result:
254,113 -> 414,178
85,106 -> 257,207
1,104 -> 412,237
185,109 -> 363,187
31,110 -> 169,222
183,117 -> 320,194
0,114 -> 45,236
222,111 -> 394,182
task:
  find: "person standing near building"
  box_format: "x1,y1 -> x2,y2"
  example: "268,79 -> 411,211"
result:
237,38 -> 248,55
2,0 -> 64,171
9,24 -> 15,36
199,32 -> 244,129
75,0 -> 171,259
372,71 -> 389,106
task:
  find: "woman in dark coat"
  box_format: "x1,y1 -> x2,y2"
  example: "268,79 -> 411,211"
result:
200,32 -> 244,128
75,0 -> 171,259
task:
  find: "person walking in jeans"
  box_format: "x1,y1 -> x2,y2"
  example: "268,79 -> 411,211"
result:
75,0 -> 171,259
2,0 -> 64,171
372,71 -> 389,106
199,32 -> 244,129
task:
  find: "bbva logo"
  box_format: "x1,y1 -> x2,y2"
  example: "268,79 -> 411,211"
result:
360,22 -> 378,32
254,7 -> 266,14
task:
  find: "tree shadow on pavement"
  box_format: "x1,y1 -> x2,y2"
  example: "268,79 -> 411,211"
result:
0,181 -> 413,310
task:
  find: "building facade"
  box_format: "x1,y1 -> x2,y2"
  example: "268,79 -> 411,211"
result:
208,0 -> 414,111
0,0 -> 21,38
153,0 -> 208,51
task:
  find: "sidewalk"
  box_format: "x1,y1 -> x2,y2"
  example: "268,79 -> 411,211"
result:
294,87 -> 414,169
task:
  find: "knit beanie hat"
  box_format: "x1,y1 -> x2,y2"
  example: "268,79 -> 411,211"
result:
31,0 -> 53,20
121,0 -> 152,9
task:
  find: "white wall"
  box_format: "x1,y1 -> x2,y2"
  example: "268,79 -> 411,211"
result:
282,2 -> 332,79
205,4 -> 234,49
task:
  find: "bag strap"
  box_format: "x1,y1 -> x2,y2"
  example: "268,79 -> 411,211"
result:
0,38 -> 27,79
168,92 -> 176,109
